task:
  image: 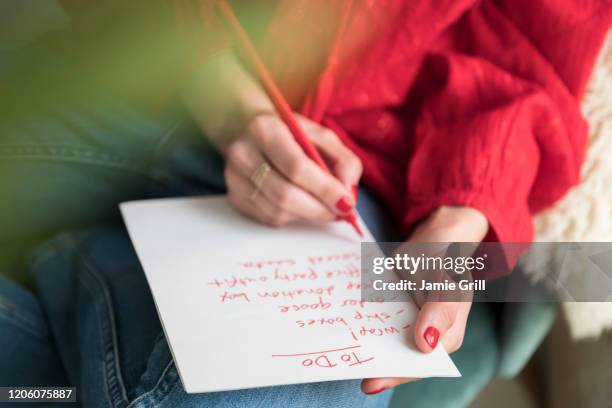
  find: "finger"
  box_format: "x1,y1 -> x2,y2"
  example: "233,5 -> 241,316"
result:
361,377 -> 419,395
228,190 -> 295,228
298,116 -> 363,188
225,165 -> 281,223
261,172 -> 336,222
413,301 -> 459,353
225,166 -> 296,227
226,140 -> 335,221
439,302 -> 470,353
236,161 -> 335,222
248,114 -> 355,215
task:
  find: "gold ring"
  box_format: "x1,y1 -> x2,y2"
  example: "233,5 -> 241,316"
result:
249,162 -> 271,201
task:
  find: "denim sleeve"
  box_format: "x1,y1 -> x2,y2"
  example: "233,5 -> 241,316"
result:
0,0 -> 69,50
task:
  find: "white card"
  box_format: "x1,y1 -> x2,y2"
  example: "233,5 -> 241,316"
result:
120,196 -> 459,393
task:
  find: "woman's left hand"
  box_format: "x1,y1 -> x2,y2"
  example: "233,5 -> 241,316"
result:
361,206 -> 488,395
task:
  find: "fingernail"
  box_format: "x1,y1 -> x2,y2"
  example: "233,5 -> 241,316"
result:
352,184 -> 359,200
424,326 -> 439,349
365,387 -> 386,395
335,196 -> 354,213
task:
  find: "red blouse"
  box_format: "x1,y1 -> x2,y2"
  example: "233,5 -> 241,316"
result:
250,0 -> 611,242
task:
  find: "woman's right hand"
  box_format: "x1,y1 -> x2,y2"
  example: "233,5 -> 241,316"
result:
223,112 -> 363,227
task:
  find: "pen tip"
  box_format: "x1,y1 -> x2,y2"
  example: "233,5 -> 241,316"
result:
342,212 -> 363,238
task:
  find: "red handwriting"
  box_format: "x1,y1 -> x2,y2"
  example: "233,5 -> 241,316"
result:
322,264 -> 360,279
279,296 -> 331,313
272,345 -> 361,357
219,291 -> 250,303
274,268 -> 319,282
272,345 -> 374,368
239,258 -> 295,269
340,352 -> 374,366
308,253 -> 360,265
340,298 -> 366,308
296,316 -> 349,328
349,325 -> 406,341
353,311 -> 391,324
257,285 -> 335,300
345,281 -> 361,290
208,275 -> 268,288
207,252 -> 411,345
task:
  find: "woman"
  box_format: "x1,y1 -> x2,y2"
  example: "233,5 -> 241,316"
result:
177,0 -> 609,392
0,0 -> 609,406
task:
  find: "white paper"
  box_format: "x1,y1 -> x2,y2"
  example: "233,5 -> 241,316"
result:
120,196 -> 460,393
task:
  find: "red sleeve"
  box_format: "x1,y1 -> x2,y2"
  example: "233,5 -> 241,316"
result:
404,0 -> 612,242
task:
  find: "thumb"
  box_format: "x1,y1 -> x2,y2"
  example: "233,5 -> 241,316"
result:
413,302 -> 456,353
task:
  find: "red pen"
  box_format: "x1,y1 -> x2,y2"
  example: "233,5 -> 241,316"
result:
216,0 -> 363,237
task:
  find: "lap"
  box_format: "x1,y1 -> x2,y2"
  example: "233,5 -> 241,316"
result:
3,41 -> 398,407
0,276 -> 69,389
29,218 -> 393,407
0,85 -> 225,284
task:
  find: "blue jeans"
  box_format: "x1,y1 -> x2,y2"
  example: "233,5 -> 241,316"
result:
0,45 -> 396,408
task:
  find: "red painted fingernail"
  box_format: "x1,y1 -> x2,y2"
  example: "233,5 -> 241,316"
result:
365,387 -> 386,395
335,196 -> 354,213
424,326 -> 439,349
352,184 -> 359,200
